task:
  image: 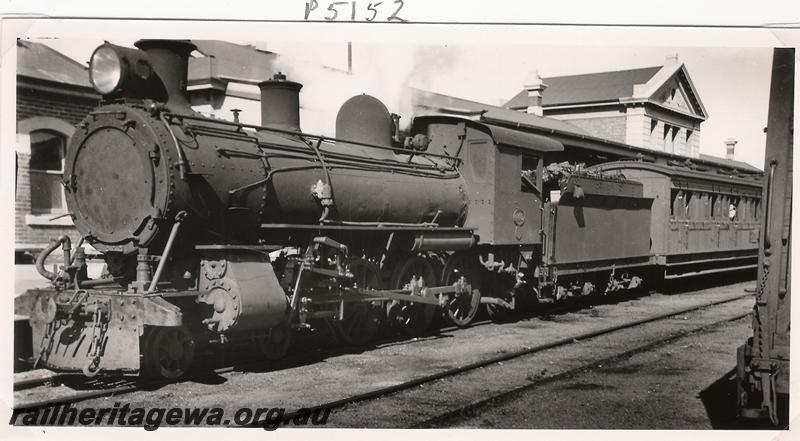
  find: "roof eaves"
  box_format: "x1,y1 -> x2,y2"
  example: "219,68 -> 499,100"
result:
17,76 -> 98,100
33,41 -> 91,70
676,65 -> 709,119
543,99 -> 625,110
645,100 -> 708,122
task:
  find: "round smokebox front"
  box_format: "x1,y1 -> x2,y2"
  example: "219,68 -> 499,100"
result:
64,105 -> 174,255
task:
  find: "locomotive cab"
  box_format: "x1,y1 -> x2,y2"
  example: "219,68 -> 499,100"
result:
410,114 -> 563,246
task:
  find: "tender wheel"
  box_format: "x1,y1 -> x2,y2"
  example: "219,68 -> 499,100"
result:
387,255 -> 438,337
143,326 -> 195,380
441,252 -> 481,327
257,320 -> 292,361
332,258 -> 385,346
485,280 -> 516,323
485,298 -> 513,323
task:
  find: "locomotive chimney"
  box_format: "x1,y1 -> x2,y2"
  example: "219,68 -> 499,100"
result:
258,72 -> 303,132
725,137 -> 737,160
134,39 -> 197,110
524,70 -> 548,117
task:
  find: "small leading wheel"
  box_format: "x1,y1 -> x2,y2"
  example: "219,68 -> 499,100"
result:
332,258 -> 385,346
441,252 -> 481,327
143,326 -> 195,380
387,255 -> 438,337
257,320 -> 292,361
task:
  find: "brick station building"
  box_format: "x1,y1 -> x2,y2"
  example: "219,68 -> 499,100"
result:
15,40 -> 99,260
504,56 -> 708,158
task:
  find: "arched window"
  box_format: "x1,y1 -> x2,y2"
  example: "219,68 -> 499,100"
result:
29,129 -> 67,213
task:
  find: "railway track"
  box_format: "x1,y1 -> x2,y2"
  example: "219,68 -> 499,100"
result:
13,286 -> 644,401
250,291 -> 753,427
413,312 -> 750,428
14,288 -> 751,415
13,316 -> 497,409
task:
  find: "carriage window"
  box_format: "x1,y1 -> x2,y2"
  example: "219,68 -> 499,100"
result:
728,196 -> 740,221
29,130 -> 66,213
684,191 -> 693,219
710,194 -> 718,219
720,195 -> 728,220
521,155 -> 540,194
671,189 -> 684,218
701,193 -> 710,219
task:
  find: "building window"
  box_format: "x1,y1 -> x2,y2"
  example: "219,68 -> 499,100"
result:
664,124 -> 678,154
29,130 -> 66,213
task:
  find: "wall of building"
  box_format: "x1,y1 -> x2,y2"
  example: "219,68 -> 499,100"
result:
15,85 -> 98,253
555,115 -> 628,144
16,87 -> 97,124
643,112 -> 701,158
624,107 -> 649,149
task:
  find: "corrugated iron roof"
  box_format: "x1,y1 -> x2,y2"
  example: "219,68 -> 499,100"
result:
17,40 -> 92,88
188,40 -> 278,84
504,66 -> 662,109
698,153 -> 762,173
411,87 -> 591,136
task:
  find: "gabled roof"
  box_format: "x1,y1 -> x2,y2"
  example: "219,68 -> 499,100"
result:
17,40 -> 92,88
504,61 -> 707,120
188,40 -> 278,85
410,87 -> 591,136
505,66 -> 662,108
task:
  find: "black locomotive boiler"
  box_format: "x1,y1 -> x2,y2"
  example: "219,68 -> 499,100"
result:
15,39 -> 763,380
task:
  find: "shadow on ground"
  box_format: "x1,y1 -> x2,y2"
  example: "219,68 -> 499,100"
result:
698,367 -> 788,430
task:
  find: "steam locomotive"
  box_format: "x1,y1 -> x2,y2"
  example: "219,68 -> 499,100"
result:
15,39 -> 764,379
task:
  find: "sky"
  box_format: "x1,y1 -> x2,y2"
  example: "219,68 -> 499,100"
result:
39,39 -> 775,168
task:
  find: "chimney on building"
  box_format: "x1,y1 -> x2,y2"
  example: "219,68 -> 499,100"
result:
725,137 -> 737,160
244,41 -> 270,52
665,53 -> 680,66
524,71 -> 548,117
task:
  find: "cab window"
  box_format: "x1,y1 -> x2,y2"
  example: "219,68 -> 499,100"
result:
521,155 -> 541,195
